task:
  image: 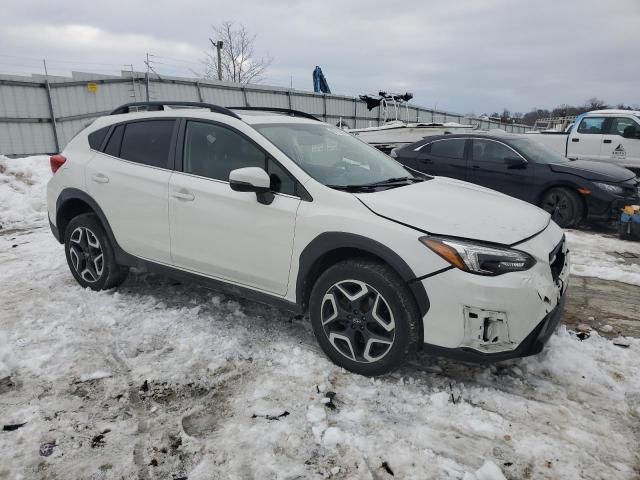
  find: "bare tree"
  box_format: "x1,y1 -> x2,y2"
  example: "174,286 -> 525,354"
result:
203,21 -> 273,84
584,97 -> 608,111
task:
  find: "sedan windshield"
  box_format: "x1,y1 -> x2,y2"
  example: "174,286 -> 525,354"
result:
508,137 -> 569,164
254,123 -> 417,188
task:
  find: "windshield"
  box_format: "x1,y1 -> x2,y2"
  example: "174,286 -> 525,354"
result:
508,137 -> 570,164
254,123 -> 415,187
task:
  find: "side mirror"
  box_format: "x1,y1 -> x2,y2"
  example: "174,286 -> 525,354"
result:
504,156 -> 527,169
229,167 -> 274,205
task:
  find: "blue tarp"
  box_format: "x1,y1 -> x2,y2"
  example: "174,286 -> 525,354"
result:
313,66 -> 331,94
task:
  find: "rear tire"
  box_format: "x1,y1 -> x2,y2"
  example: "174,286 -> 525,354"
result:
309,259 -> 420,376
540,187 -> 584,228
64,214 -> 128,290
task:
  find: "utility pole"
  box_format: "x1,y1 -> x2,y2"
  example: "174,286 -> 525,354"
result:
125,64 -> 137,101
42,59 -> 60,152
209,38 -> 223,81
144,52 -> 150,101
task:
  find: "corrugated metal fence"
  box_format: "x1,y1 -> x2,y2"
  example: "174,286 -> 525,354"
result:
0,71 -> 530,156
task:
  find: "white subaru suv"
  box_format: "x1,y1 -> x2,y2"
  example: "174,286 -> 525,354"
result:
47,102 -> 569,376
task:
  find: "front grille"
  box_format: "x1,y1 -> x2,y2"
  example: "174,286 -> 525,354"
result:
549,236 -> 566,282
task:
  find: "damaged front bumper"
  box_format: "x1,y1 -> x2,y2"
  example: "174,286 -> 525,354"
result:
418,221 -> 570,363
422,292 -> 566,363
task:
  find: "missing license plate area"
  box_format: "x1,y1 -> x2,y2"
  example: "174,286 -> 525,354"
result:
463,306 -> 513,351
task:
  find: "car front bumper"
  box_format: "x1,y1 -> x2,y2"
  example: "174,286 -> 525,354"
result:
422,291 -> 566,363
585,184 -> 640,222
418,221 -> 569,362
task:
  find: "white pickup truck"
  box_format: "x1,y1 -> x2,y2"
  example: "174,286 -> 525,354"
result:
527,109 -> 640,174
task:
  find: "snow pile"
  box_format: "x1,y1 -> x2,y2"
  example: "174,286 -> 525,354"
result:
566,229 -> 640,286
1,156 -> 640,478
1,230 -> 640,479
0,155 -> 50,230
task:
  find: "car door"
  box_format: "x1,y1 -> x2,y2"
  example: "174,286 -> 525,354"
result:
86,119 -> 177,264
600,116 -> 640,168
169,119 -> 301,296
467,138 -> 535,201
415,138 -> 468,180
570,117 -> 605,160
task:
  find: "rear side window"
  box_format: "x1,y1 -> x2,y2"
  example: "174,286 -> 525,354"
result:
119,120 -> 175,168
88,127 -> 109,150
429,139 -> 466,159
577,117 -> 605,134
103,125 -> 124,157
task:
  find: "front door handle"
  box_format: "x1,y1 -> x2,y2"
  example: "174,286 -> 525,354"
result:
91,173 -> 109,184
171,191 -> 195,201
603,139 -> 612,144
420,158 -> 433,164
571,138 -> 579,142
471,165 -> 480,170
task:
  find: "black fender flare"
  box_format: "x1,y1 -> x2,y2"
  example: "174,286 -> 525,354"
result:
55,188 -> 133,264
296,232 -> 429,317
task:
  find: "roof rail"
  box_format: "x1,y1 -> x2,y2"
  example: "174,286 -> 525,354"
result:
110,101 -> 242,119
229,107 -> 321,122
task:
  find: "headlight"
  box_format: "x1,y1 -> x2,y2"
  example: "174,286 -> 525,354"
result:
419,236 -> 536,276
593,182 -> 625,195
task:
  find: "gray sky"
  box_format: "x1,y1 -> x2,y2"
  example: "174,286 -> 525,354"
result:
1,0 -> 638,114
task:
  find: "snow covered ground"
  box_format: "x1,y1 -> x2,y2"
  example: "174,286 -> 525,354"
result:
1,155 -> 640,479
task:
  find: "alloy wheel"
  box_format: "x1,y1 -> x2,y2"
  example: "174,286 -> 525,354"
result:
320,280 -> 396,363
542,190 -> 573,225
68,227 -> 104,283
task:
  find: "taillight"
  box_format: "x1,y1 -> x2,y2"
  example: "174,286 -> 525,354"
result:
50,155 -> 66,174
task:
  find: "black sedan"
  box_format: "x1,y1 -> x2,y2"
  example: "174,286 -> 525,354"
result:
391,133 -> 640,227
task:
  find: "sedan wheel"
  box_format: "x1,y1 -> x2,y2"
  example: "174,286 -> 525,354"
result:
541,187 -> 583,228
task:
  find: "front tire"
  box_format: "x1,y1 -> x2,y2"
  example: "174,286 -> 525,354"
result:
309,259 -> 420,376
540,187 -> 584,228
64,214 -> 128,290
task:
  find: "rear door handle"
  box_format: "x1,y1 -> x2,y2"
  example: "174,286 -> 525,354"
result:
471,165 -> 480,169
571,138 -> 579,142
603,139 -> 612,144
420,158 -> 433,164
91,173 -> 109,184
171,191 -> 195,201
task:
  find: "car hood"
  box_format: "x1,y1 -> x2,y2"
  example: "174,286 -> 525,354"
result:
549,159 -> 635,182
355,177 -> 550,245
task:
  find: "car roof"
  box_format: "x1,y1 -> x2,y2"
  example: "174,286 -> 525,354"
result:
104,103 -> 321,126
405,131 -> 522,144
587,109 -> 640,117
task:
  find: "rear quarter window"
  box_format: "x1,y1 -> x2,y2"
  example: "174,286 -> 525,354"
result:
88,127 -> 109,151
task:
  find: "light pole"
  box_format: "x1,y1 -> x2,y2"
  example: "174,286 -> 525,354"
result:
209,38 -> 224,81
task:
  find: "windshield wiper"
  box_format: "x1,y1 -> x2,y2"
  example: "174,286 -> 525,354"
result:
326,184 -> 378,192
361,176 -> 425,187
327,176 -> 425,192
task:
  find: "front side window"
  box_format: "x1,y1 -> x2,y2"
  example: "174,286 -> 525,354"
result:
577,117 -> 605,134
183,121 -> 296,196
507,137 -> 568,164
119,120 -> 175,168
608,117 -> 639,136
429,139 -> 466,159
254,123 -> 413,187
472,139 -> 516,163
